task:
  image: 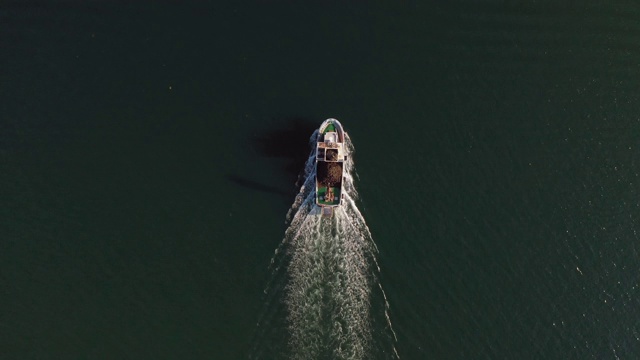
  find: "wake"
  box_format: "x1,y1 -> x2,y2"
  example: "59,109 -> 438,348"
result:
250,131 -> 398,360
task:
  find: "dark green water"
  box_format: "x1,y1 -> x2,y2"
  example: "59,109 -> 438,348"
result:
2,1 -> 640,359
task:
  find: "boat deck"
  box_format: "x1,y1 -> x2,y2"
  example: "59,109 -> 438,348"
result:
315,118 -> 345,212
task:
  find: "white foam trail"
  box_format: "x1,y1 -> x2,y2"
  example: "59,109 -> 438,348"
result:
253,131 -> 399,360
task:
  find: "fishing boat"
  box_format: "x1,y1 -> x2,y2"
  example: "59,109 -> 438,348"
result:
315,118 -> 346,218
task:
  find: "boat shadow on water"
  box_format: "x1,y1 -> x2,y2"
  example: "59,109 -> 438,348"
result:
252,117 -> 318,184
228,117 -> 318,199
225,175 -> 290,197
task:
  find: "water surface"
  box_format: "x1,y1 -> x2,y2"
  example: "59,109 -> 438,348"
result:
2,1 -> 640,359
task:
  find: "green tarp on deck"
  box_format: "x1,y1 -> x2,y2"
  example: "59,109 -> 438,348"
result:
317,186 -> 341,205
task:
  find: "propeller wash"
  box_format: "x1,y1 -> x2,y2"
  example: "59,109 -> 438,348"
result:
257,124 -> 399,360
